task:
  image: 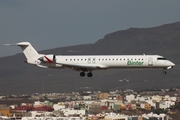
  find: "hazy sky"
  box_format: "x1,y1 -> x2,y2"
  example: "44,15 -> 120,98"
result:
1,0 -> 180,57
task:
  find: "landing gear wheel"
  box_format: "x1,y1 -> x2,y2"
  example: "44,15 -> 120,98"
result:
163,71 -> 167,74
80,72 -> 85,77
87,72 -> 93,77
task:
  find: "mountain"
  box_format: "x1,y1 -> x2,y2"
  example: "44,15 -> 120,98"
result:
0,22 -> 180,95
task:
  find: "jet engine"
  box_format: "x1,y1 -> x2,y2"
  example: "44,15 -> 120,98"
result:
38,54 -> 56,63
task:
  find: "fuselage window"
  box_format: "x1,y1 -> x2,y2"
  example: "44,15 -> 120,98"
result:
109,59 -> 111,61
116,59 -> 118,61
70,59 -> 72,61
105,59 -> 107,61
66,59 -> 68,61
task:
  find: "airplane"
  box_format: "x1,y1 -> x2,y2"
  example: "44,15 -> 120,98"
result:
5,42 -> 175,77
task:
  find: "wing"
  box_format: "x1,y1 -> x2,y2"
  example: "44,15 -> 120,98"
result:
57,62 -> 106,71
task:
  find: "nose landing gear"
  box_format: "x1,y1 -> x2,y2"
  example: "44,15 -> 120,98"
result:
163,71 -> 167,74
163,69 -> 167,74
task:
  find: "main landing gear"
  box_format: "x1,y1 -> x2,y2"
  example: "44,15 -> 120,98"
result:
80,71 -> 93,77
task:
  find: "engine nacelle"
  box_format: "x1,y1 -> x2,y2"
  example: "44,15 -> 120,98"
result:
38,54 -> 56,63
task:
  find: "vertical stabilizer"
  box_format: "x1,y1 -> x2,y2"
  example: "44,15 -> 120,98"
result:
16,42 -> 40,64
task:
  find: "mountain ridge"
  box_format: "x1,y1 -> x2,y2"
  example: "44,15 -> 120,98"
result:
0,22 -> 180,95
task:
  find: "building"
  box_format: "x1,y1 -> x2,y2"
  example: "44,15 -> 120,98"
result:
96,93 -> 108,99
0,105 -> 10,117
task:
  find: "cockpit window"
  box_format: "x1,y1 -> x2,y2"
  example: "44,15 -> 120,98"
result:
157,57 -> 167,60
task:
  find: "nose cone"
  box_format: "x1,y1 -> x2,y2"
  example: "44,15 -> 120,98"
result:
166,61 -> 175,69
169,60 -> 175,66
171,62 -> 175,66
171,62 -> 175,67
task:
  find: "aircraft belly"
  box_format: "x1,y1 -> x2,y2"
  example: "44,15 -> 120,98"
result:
40,63 -> 63,69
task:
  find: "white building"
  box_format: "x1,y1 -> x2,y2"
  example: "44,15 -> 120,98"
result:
61,108 -> 86,117
53,103 -> 66,110
104,113 -> 129,120
82,95 -> 92,100
152,95 -> 162,102
125,94 -> 135,102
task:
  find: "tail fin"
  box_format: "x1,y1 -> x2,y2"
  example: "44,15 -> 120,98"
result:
6,42 -> 40,64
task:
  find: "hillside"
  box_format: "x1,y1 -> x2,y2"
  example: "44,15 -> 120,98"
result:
0,22 -> 180,95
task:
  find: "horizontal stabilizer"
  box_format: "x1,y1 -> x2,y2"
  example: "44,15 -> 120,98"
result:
4,43 -> 17,46
5,42 -> 31,46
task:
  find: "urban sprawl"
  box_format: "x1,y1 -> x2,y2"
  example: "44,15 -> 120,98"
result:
0,88 -> 180,120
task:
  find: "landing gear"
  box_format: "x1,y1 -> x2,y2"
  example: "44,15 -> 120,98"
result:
163,69 -> 167,74
163,71 -> 167,74
80,71 -> 93,77
80,72 -> 85,77
87,72 -> 93,77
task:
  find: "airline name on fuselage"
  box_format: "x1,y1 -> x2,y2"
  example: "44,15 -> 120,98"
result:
127,60 -> 144,65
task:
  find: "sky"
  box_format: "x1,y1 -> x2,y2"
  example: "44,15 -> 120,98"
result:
1,0 -> 180,57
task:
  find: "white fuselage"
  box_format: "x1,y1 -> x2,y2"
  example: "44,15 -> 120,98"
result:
41,55 -> 174,70
7,42 -> 175,77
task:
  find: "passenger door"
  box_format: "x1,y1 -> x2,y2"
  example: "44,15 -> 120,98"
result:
148,57 -> 153,66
